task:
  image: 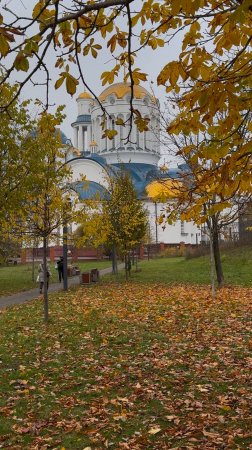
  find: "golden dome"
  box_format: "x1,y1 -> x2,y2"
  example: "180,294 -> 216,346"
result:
146,179 -> 182,201
99,82 -> 150,102
90,140 -> 97,146
78,91 -> 93,100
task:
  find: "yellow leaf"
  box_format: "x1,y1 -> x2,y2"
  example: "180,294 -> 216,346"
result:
55,77 -> 65,90
91,47 -> 97,58
65,74 -> 79,95
221,405 -> 231,411
148,426 -> 161,435
14,52 -> 29,72
170,63 -> 179,87
32,1 -> 44,19
0,34 -> 10,56
115,118 -> 125,126
131,13 -> 140,27
107,34 -> 117,53
102,129 -> 118,140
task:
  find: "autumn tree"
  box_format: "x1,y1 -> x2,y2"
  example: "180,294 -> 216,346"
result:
0,80 -> 35,234
74,170 -> 148,280
16,108 -> 75,322
155,112 -> 251,289
103,170 -> 148,279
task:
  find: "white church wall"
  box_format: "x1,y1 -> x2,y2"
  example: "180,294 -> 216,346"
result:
105,151 -> 159,165
145,201 -> 201,245
90,92 -> 161,164
70,159 -> 108,189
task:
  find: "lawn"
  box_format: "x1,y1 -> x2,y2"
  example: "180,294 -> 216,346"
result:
119,245 -> 252,287
1,245 -> 252,297
0,282 -> 251,449
0,260 -> 111,296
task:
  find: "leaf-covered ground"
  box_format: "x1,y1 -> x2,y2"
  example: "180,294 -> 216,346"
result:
0,283 -> 251,449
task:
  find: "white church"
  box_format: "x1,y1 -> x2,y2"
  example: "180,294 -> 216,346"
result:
62,82 -> 201,245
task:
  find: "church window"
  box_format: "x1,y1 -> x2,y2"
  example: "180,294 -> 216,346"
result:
181,221 -> 188,235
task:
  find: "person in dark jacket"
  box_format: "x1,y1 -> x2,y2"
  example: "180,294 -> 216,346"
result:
56,256 -> 64,282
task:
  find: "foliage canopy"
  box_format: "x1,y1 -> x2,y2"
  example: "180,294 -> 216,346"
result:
0,0 -> 251,211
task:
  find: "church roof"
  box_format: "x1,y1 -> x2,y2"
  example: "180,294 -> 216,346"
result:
71,115 -> 91,127
112,163 -> 160,197
99,82 -> 151,102
146,179 -> 182,201
73,181 -> 108,200
77,91 -> 93,100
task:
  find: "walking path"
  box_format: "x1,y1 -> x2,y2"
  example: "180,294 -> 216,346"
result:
0,264 -> 124,310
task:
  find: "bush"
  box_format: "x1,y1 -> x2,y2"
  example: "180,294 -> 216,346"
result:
185,245 -> 210,259
158,247 -> 186,258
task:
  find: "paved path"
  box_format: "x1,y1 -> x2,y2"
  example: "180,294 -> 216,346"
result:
0,264 -> 124,310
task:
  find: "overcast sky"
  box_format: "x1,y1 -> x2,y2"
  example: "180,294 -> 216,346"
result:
5,0 -> 182,163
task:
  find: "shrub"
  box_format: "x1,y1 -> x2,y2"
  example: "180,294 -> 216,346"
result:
185,245 -> 210,259
158,247 -> 186,258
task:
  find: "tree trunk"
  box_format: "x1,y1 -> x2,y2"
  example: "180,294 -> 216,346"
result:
125,254 -> 128,281
209,231 -> 216,298
113,244 -> 119,285
112,244 -> 116,274
212,216 -> 225,287
43,236 -> 49,323
32,246 -> 35,282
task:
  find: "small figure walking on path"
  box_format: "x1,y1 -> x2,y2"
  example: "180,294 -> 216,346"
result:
38,262 -> 51,294
56,256 -> 64,282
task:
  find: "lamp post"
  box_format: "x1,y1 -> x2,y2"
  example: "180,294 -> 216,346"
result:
63,221 -> 68,291
154,201 -> 158,244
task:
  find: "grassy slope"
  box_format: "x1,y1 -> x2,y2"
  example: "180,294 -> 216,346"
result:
0,261 -> 111,296
128,245 -> 252,286
0,283 -> 251,449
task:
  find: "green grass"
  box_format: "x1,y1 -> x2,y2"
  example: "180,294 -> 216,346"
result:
0,282 -> 251,449
112,245 -> 252,287
0,260 -> 111,296
1,245 -> 252,296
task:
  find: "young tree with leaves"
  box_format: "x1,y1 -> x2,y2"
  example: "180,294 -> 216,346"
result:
156,118 -> 251,289
0,80 -> 35,234
16,108 -> 75,322
101,170 -> 148,280
74,170 -> 148,280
